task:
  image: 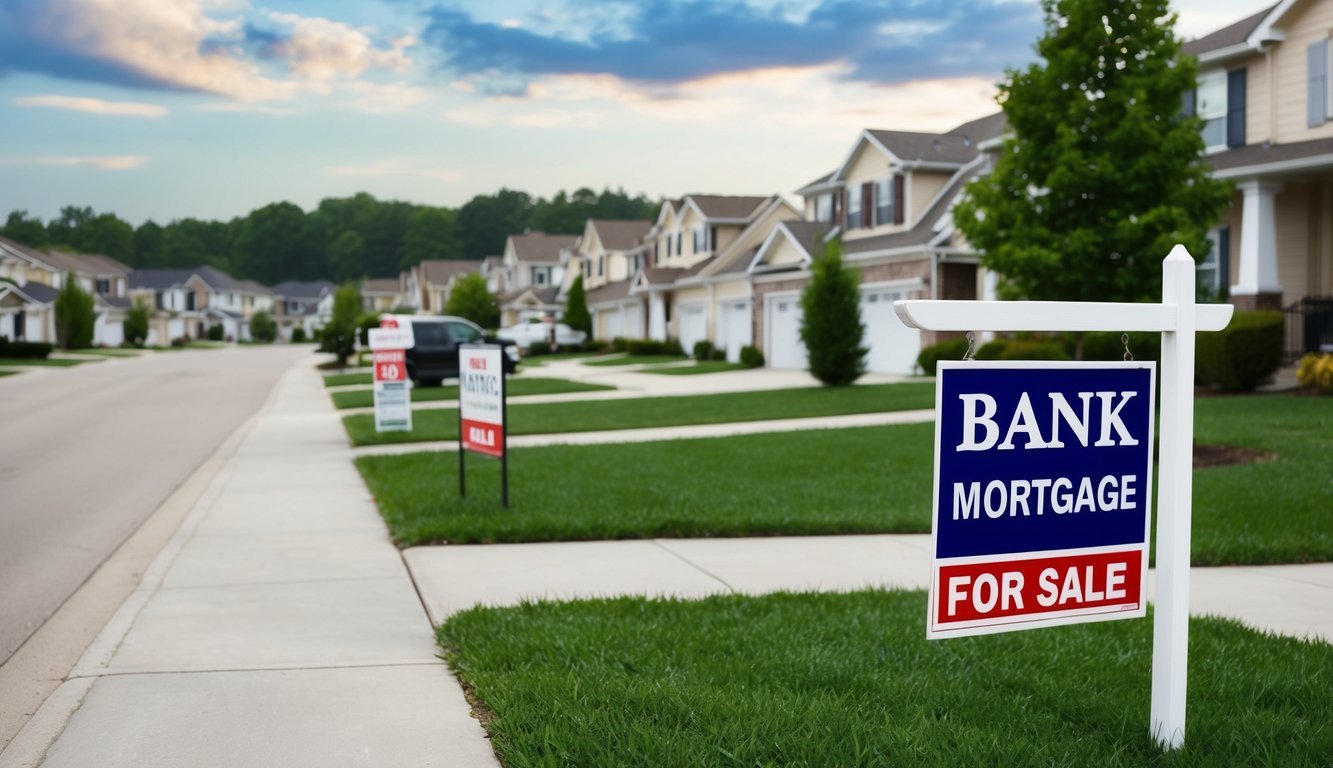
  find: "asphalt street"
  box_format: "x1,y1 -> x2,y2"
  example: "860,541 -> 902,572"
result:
0,346 -> 310,665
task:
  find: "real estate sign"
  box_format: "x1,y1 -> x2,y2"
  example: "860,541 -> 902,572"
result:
927,361 -> 1155,639
459,344 -> 505,458
369,319 -> 414,433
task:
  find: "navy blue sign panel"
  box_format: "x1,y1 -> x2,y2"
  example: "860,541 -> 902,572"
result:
934,362 -> 1155,560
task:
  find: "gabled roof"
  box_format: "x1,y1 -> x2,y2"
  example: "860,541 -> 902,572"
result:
794,171 -> 837,195
632,266 -> 687,291
129,268 -> 196,291
235,279 -> 272,296
1182,4 -> 1275,58
498,286 -> 560,307
749,221 -> 832,273
42,249 -> 131,276
420,259 -> 482,286
96,295 -> 133,309
842,156 -> 989,257
865,130 -> 978,166
192,265 -> 247,292
362,277 -> 401,294
585,278 -> 635,306
946,111 -> 1008,144
271,280 -> 334,300
4,281 -> 61,304
588,219 -> 651,251
508,231 -> 578,264
685,195 -> 772,222
0,236 -> 59,270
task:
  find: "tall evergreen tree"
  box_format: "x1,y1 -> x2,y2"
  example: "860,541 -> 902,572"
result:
564,275 -> 592,338
54,279 -> 95,350
800,238 -> 866,387
445,271 -> 500,329
954,0 -> 1231,307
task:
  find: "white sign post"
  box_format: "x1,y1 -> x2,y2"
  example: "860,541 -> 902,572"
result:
895,246 -> 1233,750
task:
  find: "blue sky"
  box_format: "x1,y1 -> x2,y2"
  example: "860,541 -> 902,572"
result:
0,0 -> 1262,226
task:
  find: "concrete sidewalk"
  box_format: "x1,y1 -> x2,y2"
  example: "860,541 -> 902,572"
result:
6,356 -> 1328,767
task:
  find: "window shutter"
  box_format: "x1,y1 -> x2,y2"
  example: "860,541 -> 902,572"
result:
834,189 -> 843,225
1226,69 -> 1246,147
1218,226 -> 1231,296
1309,41 -> 1328,128
861,182 -> 873,228
893,175 -> 905,225
1181,88 -> 1196,118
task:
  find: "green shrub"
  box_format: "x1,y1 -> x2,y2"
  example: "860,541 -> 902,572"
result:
54,279 -> 94,350
693,340 -> 715,360
355,312 -> 382,346
916,337 -> 970,375
996,340 -> 1070,361
800,239 -> 866,386
1079,331 -> 1161,363
739,345 -> 764,368
250,311 -> 277,343
124,304 -> 150,347
1297,353 -> 1333,394
1196,310 -> 1284,392
581,339 -> 608,354
529,340 -> 552,356
626,338 -> 684,356
975,339 -> 1009,360
0,338 -> 54,358
610,337 -> 630,353
291,327 -> 307,344
318,283 -> 361,364
207,323 -> 225,341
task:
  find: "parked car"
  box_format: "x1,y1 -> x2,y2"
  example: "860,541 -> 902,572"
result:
382,315 -> 519,387
496,321 -> 588,350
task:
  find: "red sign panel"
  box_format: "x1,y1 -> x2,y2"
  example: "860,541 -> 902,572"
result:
460,418 -> 502,458
373,349 -> 406,383
934,549 -> 1143,632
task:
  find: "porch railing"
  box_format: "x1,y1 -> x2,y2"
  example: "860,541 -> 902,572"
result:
1284,296 -> 1333,362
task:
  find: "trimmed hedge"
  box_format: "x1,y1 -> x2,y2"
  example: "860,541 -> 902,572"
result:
626,338 -> 684,356
1078,331 -> 1161,363
916,337 -> 970,375
0,338 -> 55,358
1196,310 -> 1284,392
739,345 -> 764,368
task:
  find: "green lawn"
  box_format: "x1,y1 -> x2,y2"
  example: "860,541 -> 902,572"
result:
357,395 -> 1331,563
329,377 -> 614,409
641,360 -> 749,375
344,382 -> 935,446
583,354 -> 690,367
324,372 -> 372,387
442,590 -> 1330,768
0,357 -> 90,367
72,348 -> 143,357
0,370 -> 17,377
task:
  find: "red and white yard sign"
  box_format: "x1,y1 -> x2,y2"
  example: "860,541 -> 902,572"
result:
368,318 -> 413,433
459,344 -> 504,458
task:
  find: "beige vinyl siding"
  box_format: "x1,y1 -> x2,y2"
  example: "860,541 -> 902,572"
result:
712,278 -> 749,300
1313,180 -> 1333,297
1273,0 -> 1333,142
1276,183 -> 1311,304
764,236 -> 809,268
909,172 -> 949,224
1246,53 -> 1272,145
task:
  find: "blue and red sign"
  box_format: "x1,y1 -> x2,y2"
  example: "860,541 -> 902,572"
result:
928,361 -> 1155,638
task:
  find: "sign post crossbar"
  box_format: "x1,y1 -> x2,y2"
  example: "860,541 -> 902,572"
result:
896,246 -> 1233,750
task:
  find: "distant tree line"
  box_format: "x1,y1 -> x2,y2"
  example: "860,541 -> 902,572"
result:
2,187 -> 658,286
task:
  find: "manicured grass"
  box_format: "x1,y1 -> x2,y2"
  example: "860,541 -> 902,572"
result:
357,395 -> 1331,563
329,377 -> 614,409
344,382 -> 934,446
72,348 -> 143,357
0,370 -> 17,377
641,360 -> 749,375
356,423 -> 934,544
0,357 -> 89,367
324,372 -> 372,387
1190,395 -> 1333,565
583,354 -> 690,367
441,590 -> 1332,767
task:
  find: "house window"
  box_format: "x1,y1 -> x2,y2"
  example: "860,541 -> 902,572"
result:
533,267 -> 547,286
692,225 -> 711,254
1309,39 -> 1331,127
815,194 -> 833,223
874,177 -> 893,226
1197,227 -> 1230,301
598,256 -> 604,277
95,278 -> 110,295
846,186 -> 863,231
1197,71 -> 1227,150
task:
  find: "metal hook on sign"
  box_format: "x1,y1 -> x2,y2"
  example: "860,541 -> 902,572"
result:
964,331 -> 977,362
1122,332 -> 1133,362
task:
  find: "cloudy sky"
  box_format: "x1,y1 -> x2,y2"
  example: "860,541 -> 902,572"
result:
0,0 -> 1263,226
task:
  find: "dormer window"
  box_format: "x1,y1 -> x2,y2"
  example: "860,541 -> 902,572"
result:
846,186 -> 863,231
874,177 -> 893,226
815,194 -> 833,223
692,225 -> 711,254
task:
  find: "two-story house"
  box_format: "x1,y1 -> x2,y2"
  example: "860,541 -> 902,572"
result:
41,249 -> 134,346
129,265 -> 274,344
0,236 -> 61,343
271,280 -> 335,340
497,231 -> 577,327
572,219 -> 652,341
1184,0 -> 1333,357
412,260 -> 484,315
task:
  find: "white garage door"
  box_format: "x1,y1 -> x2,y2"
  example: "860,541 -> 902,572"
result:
604,308 -> 624,341
96,317 -> 124,347
861,287 -> 919,375
718,301 -> 750,362
622,303 -> 642,339
678,304 -> 707,355
767,295 -> 806,370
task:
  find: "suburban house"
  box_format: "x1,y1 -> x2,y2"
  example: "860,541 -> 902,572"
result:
572,219 -> 652,341
271,280 -> 335,340
41,249 -> 134,346
0,236 -> 61,343
767,113 -> 1008,374
408,259 -> 484,314
129,266 -> 274,344
1183,0 -> 1333,357
361,277 -> 405,313
497,231 -> 577,327
633,195 -> 781,345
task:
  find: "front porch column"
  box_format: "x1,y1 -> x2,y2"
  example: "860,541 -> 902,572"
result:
1231,179 -> 1284,310
648,292 -> 667,341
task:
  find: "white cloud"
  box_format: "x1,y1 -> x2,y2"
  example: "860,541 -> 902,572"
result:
12,94 -> 169,117
335,81 -> 431,114
31,156 -> 150,171
262,11 -> 415,83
